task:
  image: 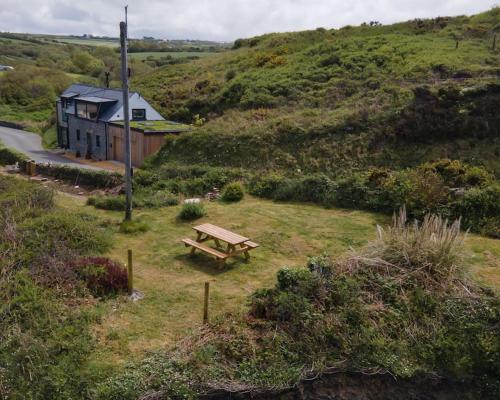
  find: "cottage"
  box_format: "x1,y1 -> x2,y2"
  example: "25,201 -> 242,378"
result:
56,84 -> 190,166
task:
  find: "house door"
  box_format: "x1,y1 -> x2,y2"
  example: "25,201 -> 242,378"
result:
86,132 -> 92,158
113,135 -> 123,161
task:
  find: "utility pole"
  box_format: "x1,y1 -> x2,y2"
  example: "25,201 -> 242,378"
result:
120,14 -> 132,221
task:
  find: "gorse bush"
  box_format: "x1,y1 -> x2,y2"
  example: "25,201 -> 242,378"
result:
221,182 -> 245,202
178,202 -> 206,220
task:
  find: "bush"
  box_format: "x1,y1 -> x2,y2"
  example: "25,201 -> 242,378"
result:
221,182 -> 245,202
35,164 -> 122,188
249,173 -> 285,198
178,202 -> 206,221
0,144 -> 27,165
18,212 -> 111,264
453,183 -> 500,237
140,190 -> 179,208
69,256 -> 128,297
88,195 -> 126,211
0,271 -> 96,399
133,169 -> 158,187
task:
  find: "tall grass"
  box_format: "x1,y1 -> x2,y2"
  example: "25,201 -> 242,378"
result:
361,207 -> 466,282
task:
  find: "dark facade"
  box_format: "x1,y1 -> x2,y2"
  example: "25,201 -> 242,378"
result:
56,84 -> 168,162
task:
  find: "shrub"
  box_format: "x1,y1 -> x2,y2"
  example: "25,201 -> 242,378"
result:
178,202 -> 206,221
69,256 -> 128,297
221,182 -> 245,202
18,212 -> 111,264
453,183 -> 500,237
0,271 -> 96,399
88,195 -> 126,211
249,173 -> 285,198
0,144 -> 27,165
141,190 -> 179,208
35,164 -> 122,188
133,169 -> 158,187
0,176 -> 54,219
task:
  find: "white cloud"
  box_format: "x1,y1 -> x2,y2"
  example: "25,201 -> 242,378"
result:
0,0 -> 495,41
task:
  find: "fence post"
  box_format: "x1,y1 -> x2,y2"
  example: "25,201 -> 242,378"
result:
203,281 -> 210,324
127,249 -> 133,295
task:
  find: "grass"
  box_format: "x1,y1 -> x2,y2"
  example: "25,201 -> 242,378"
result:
129,51 -> 215,60
53,37 -> 119,47
112,119 -> 191,132
54,193 -> 500,371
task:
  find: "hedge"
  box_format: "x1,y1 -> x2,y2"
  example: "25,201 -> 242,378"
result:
0,145 -> 28,166
35,164 -> 122,188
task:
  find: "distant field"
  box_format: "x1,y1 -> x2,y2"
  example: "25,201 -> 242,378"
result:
129,51 -> 215,60
53,37 -> 119,47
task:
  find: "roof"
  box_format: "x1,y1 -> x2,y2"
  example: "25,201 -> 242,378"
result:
111,120 -> 192,133
74,96 -> 117,103
60,84 -> 165,122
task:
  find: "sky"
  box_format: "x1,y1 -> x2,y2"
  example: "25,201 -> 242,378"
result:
0,0 -> 496,41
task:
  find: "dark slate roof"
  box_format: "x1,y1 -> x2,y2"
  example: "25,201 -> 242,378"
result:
74,96 -> 117,103
60,84 -> 165,122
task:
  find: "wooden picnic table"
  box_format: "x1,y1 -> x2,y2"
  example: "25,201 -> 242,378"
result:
182,223 -> 259,266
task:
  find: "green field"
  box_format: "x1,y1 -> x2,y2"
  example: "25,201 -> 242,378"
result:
53,37 -> 119,47
129,51 -> 216,60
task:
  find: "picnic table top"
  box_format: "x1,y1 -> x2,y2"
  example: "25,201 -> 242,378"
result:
193,223 -> 249,245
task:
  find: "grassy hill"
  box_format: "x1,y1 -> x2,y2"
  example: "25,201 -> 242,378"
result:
0,33 -> 226,146
133,8 -> 500,175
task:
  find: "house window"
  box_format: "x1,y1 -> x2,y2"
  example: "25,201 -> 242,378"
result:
76,129 -> 81,141
132,109 -> 146,120
96,135 -> 101,147
76,101 -> 99,120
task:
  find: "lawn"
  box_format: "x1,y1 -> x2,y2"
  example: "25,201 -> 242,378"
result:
54,193 -> 500,373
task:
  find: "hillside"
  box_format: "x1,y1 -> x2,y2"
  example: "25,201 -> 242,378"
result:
133,8 -> 500,175
0,33 -> 225,146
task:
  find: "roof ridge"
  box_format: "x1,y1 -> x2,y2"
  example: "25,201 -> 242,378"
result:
67,83 -> 137,96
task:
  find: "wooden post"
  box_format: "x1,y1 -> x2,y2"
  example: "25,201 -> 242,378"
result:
127,249 -> 133,295
493,34 -> 497,51
203,281 -> 210,324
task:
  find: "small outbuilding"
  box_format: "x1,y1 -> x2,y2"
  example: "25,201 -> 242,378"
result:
107,120 -> 190,166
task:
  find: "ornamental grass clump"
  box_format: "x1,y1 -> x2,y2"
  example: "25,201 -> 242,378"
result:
361,207 -> 466,282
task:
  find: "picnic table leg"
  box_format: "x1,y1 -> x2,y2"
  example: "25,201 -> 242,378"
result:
240,243 -> 250,260
214,238 -> 222,248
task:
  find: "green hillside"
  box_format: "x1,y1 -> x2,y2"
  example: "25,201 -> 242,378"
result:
133,8 -> 500,175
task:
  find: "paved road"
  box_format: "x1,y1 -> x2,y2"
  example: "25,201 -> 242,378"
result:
0,125 -> 102,170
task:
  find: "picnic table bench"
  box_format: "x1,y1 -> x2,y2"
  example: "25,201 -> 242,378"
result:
182,223 -> 259,267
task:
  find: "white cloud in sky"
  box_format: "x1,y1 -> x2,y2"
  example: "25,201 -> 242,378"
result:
0,0 -> 495,41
